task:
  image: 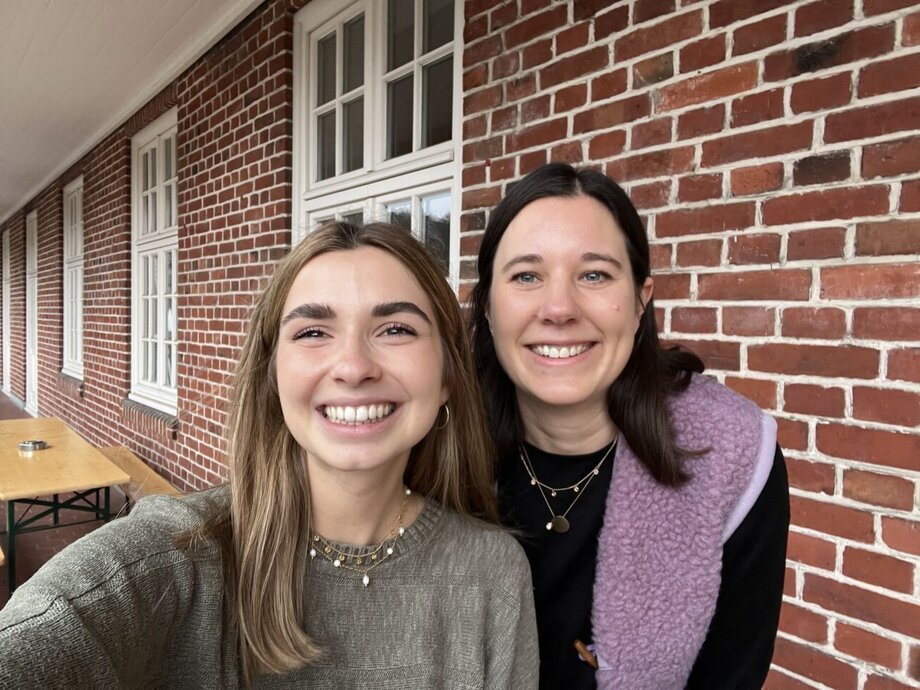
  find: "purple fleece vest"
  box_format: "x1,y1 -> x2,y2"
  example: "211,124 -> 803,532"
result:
592,374 -> 765,689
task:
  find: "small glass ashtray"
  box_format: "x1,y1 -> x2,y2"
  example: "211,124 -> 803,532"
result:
19,440 -> 48,451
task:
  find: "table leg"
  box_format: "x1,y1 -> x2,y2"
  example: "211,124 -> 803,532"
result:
7,500 -> 16,595
53,493 -> 60,525
103,487 -> 111,522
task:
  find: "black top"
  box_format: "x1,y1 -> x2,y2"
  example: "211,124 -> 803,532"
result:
499,442 -> 789,689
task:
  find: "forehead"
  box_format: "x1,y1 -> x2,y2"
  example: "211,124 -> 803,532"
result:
283,246 -> 434,311
497,194 -> 629,259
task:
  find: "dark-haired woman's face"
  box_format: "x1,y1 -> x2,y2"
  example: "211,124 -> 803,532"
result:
488,195 -> 652,416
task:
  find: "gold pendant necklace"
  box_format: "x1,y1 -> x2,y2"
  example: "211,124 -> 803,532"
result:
519,438 -> 617,534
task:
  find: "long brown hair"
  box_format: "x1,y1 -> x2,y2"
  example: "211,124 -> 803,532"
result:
201,221 -> 498,683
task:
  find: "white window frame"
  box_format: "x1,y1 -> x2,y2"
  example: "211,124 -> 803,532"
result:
25,211 -> 38,416
293,0 -> 462,285
62,176 -> 84,379
2,228 -> 10,394
130,109 -> 178,415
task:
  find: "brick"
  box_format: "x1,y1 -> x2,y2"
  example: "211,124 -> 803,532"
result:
549,141 -> 583,165
854,307 -> 920,341
843,470 -> 916,512
493,51 -> 520,80
749,343 -> 879,378
522,38 -> 553,70
605,146 -> 694,182
675,239 -> 722,267
505,118 -> 567,153
505,6 -> 568,48
573,0 -> 612,20
791,496 -> 875,542
787,531 -> 836,571
658,62 -> 758,112
864,674 -> 918,690
594,5 -> 630,40
506,74 -> 536,102
781,307 -> 846,340
779,602 -> 829,643
902,179 -> 920,212
488,156 -> 516,182
700,269 -> 811,301
463,64 -> 488,90
464,14 -> 488,42
554,84 -> 588,114
631,118 -> 672,148
590,68 -> 627,101
816,423 -> 920,472
463,135 -> 504,163
881,517 -> 920,557
821,263 -> 920,299
790,71 -> 852,113
775,624 -> 859,686
490,106 -> 518,132
762,185 -> 889,225
859,53 -> 920,98
907,11 -> 920,46
656,202 -> 754,237
764,24 -> 895,81
724,376 -> 777,408
464,35 -> 503,68
628,180 -> 671,209
463,115 -> 487,139
679,34 -> 726,73
462,185 -> 502,210
784,383 -> 845,418
490,1 -> 518,32
789,456 -> 837,496
834,622 -> 902,669
865,0 -> 920,14
615,11 -> 703,61
734,14 -> 787,56
703,122 -> 812,167
731,88 -> 785,127
671,307 -> 717,333
574,94 -> 650,133
588,130 -> 627,159
778,417 -> 809,451
787,227 -> 846,261
633,53 -> 675,87
710,0 -> 794,28
727,233 -> 781,264
795,0 -> 854,37
668,339 -> 741,371
827,96 -> 920,143
519,149 -> 547,174
650,243 -> 672,271
722,306 -> 774,336
863,136 -> 920,178
853,386 -> 920,426
888,348 -> 920,383
730,163 -> 784,196
678,173 -> 722,202
793,151 -> 851,186
677,104 -> 725,140
465,84 -> 503,115
635,0 -> 676,23
911,646 -> 920,683
520,95 -> 551,124
462,164 -> 486,186
540,46 -> 609,89
555,22 -> 590,55
783,567 -> 798,597
651,273 -> 691,300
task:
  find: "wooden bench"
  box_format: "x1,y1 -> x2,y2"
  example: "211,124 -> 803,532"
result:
98,446 -> 181,509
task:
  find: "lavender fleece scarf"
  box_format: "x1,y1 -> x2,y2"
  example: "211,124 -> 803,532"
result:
592,374 -> 774,689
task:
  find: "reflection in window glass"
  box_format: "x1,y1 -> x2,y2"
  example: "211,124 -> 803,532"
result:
317,111 -> 336,180
387,0 -> 414,71
387,201 -> 412,232
387,75 -> 413,159
422,193 -> 450,275
343,15 -> 365,93
343,97 -> 364,173
342,211 -> 364,225
423,0 -> 453,53
423,56 -> 452,148
317,33 -> 336,105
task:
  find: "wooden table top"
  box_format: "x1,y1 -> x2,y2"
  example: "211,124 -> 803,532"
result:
0,418 -> 130,501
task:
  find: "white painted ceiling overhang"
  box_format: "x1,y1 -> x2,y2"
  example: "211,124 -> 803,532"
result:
0,0 -> 265,225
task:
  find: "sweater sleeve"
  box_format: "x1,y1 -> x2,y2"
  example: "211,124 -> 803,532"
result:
685,445 -> 790,689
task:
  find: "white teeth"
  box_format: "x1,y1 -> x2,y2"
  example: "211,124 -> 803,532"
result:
323,404 -> 395,425
533,344 -> 589,359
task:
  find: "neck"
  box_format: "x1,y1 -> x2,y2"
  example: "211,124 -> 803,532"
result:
518,394 -> 618,455
308,463 -> 420,545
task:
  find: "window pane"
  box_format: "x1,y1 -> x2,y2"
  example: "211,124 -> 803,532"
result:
164,136 -> 174,179
343,97 -> 364,174
342,211 -> 363,225
343,14 -> 364,93
387,75 -> 413,159
317,33 -> 336,106
423,56 -> 452,147
317,111 -> 336,180
142,151 -> 150,190
387,0 -> 414,71
387,201 -> 411,231
422,193 -> 450,274
164,182 -> 174,227
424,0 -> 453,53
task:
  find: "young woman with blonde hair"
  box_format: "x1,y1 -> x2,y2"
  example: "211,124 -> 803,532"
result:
0,221 -> 538,688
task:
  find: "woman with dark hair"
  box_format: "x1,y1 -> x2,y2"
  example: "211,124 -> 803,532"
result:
469,163 -> 789,689
0,221 -> 538,688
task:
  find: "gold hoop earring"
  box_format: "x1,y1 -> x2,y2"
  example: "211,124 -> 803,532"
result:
435,404 -> 450,430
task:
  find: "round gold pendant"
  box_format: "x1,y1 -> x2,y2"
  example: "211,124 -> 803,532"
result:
549,515 -> 570,533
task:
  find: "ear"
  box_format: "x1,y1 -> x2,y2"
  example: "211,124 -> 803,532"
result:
637,277 -> 653,317
440,385 -> 450,406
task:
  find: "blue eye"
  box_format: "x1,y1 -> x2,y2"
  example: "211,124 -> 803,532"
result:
583,271 -> 610,283
512,272 -> 538,284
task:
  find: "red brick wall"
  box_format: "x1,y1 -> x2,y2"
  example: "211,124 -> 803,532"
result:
460,0 -> 920,687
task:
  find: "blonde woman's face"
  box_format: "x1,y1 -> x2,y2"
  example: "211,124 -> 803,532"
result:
275,247 -> 448,479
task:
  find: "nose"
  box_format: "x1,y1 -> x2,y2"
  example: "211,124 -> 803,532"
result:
536,280 -> 581,325
330,334 -> 381,386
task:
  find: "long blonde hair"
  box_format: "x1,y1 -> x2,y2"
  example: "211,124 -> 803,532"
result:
218,221 -> 498,683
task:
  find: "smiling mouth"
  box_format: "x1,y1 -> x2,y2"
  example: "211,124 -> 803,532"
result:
322,404 -> 396,425
530,344 -> 592,360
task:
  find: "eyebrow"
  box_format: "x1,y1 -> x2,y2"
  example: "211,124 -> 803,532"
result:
280,301 -> 431,326
499,252 -> 624,273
